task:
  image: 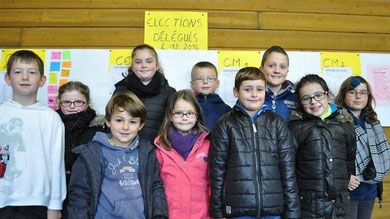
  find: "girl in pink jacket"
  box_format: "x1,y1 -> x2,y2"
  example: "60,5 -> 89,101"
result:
154,90 -> 210,219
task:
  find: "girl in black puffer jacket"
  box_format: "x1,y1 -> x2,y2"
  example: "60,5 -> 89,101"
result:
289,74 -> 356,219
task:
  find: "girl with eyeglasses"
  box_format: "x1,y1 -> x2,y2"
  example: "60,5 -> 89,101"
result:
288,74 -> 357,218
335,76 -> 390,219
57,81 -> 105,179
154,90 -> 211,219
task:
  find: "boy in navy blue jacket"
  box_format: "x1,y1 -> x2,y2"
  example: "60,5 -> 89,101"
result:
190,61 -> 231,131
67,92 -> 168,219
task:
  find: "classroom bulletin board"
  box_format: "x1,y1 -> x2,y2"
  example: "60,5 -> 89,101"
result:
1,49 -> 389,126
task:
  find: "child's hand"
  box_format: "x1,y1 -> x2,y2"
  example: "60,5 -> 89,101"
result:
47,209 -> 62,219
348,175 -> 360,191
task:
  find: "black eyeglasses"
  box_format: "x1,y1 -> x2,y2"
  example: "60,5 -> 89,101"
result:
172,111 -> 197,118
60,100 -> 86,107
300,92 -> 328,105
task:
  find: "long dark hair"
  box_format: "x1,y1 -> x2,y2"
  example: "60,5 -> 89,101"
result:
158,90 -> 208,150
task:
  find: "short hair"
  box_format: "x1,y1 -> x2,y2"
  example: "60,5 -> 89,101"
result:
294,74 -> 331,112
158,89 -> 208,150
191,61 -> 218,80
234,67 -> 266,90
105,92 -> 147,123
334,76 -> 377,123
58,81 -> 90,103
7,50 -> 44,77
261,45 -> 289,67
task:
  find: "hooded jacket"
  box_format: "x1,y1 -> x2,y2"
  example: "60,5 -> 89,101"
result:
67,134 -> 168,219
288,108 -> 356,218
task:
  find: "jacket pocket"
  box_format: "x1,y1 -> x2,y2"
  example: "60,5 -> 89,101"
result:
105,198 -> 144,219
300,191 -> 317,217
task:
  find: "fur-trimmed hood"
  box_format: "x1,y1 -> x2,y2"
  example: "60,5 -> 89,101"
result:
290,107 -> 354,124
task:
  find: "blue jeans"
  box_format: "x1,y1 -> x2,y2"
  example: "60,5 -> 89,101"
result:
350,198 -> 375,219
233,216 -> 281,219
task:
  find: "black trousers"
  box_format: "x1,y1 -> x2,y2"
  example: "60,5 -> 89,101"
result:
0,206 -> 47,219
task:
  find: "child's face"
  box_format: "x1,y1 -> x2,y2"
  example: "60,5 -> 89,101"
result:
172,99 -> 197,135
5,60 -> 46,104
344,83 -> 369,114
106,108 -> 144,147
299,82 -> 330,117
233,79 -> 266,117
59,90 -> 89,115
261,52 -> 289,89
131,49 -> 158,82
190,67 -> 220,96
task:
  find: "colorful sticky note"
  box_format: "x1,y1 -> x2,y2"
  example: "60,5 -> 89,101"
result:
48,96 -> 57,107
61,69 -> 70,77
50,62 -> 61,71
62,61 -> 71,68
51,51 -> 61,60
320,52 -> 361,75
62,51 -> 71,60
59,79 -> 68,86
49,73 -> 58,84
218,51 -> 261,69
47,85 -> 58,94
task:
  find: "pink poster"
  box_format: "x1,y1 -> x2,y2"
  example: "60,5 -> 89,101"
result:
367,65 -> 390,105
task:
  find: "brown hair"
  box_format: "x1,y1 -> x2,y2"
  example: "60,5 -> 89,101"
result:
334,76 -> 377,123
234,67 -> 266,90
294,74 -> 331,112
58,81 -> 90,103
158,90 -> 208,150
191,61 -> 218,80
261,45 -> 289,67
7,50 -> 44,77
105,92 -> 147,123
125,44 -> 163,76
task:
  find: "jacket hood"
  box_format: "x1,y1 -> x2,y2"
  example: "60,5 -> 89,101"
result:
266,80 -> 295,97
290,107 -> 354,124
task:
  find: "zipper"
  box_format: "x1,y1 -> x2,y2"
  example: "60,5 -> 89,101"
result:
272,99 -> 276,110
251,120 -> 261,217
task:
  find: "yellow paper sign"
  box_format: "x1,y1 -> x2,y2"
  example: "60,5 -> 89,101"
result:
1,49 -> 45,72
144,11 -> 208,50
109,49 -> 132,68
321,52 -> 361,75
218,51 -> 261,69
